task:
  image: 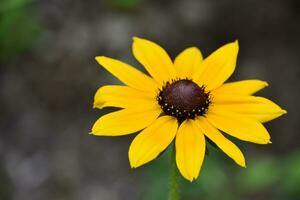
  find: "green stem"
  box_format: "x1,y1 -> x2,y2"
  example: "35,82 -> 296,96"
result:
169,142 -> 180,200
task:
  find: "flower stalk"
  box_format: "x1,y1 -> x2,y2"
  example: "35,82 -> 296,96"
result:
169,142 -> 179,200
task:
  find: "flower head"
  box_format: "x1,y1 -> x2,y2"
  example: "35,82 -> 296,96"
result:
91,37 -> 286,181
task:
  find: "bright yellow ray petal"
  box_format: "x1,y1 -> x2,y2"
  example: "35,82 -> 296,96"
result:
132,37 -> 176,85
212,80 -> 268,96
194,41 -> 239,91
212,95 -> 287,123
174,47 -> 203,79
94,85 -> 157,109
196,117 -> 246,167
129,116 -> 178,168
95,56 -> 158,92
176,119 -> 206,182
206,105 -> 271,144
91,106 -> 161,136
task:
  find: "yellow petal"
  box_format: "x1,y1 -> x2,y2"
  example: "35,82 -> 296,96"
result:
94,85 -> 157,109
132,37 -> 176,85
196,117 -> 246,167
129,116 -> 178,168
212,95 -> 287,123
212,80 -> 268,96
176,119 -> 206,182
194,41 -> 239,91
91,106 -> 161,136
95,56 -> 158,92
206,106 -> 271,144
174,47 -> 203,79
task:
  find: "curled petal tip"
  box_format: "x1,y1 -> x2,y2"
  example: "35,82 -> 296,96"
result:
130,163 -> 137,169
95,56 -> 104,60
93,103 -> 97,109
282,109 -> 287,114
240,160 -> 246,168
129,158 -> 137,169
263,81 -> 269,87
231,40 -> 239,47
187,177 -> 195,182
240,161 -> 247,168
95,56 -> 108,65
132,36 -> 141,41
93,102 -> 104,109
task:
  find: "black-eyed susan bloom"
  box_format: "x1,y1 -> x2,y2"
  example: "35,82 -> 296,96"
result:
91,37 -> 286,182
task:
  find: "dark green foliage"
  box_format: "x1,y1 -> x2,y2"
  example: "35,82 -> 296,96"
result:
0,0 -> 40,62
141,148 -> 300,200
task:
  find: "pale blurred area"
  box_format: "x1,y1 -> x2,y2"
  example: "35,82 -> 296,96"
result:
0,0 -> 299,199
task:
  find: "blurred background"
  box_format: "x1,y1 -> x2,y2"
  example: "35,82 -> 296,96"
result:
0,0 -> 299,199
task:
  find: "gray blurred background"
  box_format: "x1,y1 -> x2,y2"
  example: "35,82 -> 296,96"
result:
0,0 -> 299,199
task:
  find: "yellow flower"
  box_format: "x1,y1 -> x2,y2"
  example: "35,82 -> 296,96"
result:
91,37 -> 286,182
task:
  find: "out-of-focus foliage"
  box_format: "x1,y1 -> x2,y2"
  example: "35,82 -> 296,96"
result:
109,0 -> 143,10
281,151 -> 300,198
0,0 -> 40,62
0,162 -> 13,200
141,147 -> 300,200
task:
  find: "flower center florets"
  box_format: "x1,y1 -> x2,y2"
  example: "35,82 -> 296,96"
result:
157,79 -> 211,121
